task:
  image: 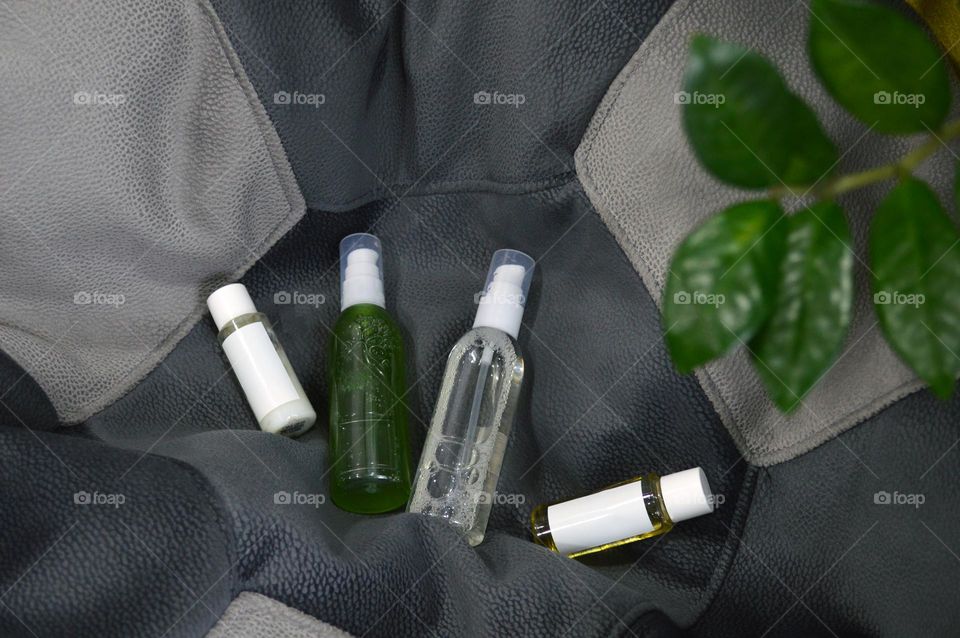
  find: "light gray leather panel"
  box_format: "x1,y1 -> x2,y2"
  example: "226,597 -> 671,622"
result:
0,0 -> 304,422
575,0 -> 955,464
206,592 -> 355,638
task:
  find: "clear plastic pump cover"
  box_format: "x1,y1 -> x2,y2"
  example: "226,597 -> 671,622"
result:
340,233 -> 386,310
472,249 -> 534,339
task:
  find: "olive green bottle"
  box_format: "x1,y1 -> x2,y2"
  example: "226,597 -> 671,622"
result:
327,233 -> 411,513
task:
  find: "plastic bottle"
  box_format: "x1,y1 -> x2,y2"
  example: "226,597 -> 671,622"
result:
530,467 -> 715,557
408,249 -> 535,546
207,283 -> 316,436
327,234 -> 412,514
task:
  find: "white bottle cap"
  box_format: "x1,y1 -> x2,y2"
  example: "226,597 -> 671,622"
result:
660,467 -> 714,523
340,233 -> 386,310
207,283 -> 258,331
472,249 -> 534,339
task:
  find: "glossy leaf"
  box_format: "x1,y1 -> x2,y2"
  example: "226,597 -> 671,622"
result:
682,35 -> 837,189
870,178 -> 960,398
809,0 -> 950,134
664,200 -> 786,373
751,202 -> 854,411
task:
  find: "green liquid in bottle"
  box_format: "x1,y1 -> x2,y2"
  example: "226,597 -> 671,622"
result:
327,303 -> 411,513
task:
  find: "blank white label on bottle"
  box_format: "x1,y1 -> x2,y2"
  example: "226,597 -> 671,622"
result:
222,322 -> 299,421
547,481 -> 654,555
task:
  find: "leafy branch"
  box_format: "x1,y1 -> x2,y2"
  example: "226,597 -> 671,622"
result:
663,0 -> 960,410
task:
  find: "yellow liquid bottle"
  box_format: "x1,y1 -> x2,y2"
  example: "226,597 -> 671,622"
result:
530,467 -> 714,558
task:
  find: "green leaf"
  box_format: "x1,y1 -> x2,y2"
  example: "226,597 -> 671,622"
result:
750,202 -> 854,411
870,178 -> 960,398
664,200 -> 786,373
809,0 -> 950,134
682,35 -> 838,189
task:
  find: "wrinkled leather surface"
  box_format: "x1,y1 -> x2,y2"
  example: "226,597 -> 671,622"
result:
0,425 -> 234,638
207,0 -> 673,211
81,182 -> 747,636
693,389 -> 960,636
2,0 -> 959,636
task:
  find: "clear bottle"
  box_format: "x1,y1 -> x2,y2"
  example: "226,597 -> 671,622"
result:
327,234 -> 411,514
530,467 -> 714,558
408,249 -> 535,546
207,283 -> 316,436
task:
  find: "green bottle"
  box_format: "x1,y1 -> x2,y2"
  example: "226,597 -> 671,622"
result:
327,233 -> 411,513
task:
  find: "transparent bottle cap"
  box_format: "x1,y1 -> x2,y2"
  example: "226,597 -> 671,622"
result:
340,233 -> 386,310
472,249 -> 535,339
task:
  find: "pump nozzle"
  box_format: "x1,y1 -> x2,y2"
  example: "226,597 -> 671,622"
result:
340,234 -> 386,310
473,249 -> 534,339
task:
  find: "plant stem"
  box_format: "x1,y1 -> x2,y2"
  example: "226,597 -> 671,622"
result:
769,117 -> 960,201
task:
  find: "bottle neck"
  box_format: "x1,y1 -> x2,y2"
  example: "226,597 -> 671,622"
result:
472,302 -> 522,339
341,278 -> 385,310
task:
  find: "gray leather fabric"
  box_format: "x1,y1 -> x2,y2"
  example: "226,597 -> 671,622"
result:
206,593 -> 354,638
0,0 -> 305,423
575,0 -> 956,465
694,388 -> 960,636
207,0 -> 673,211
6,1 -> 958,636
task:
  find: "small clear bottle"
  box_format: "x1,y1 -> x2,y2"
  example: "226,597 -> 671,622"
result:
207,283 -> 316,436
530,467 -> 714,558
408,249 -> 535,546
327,234 -> 411,514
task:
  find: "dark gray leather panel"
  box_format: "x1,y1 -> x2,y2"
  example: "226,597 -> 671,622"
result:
693,389 -> 960,636
0,426 -> 234,638
208,0 -> 674,210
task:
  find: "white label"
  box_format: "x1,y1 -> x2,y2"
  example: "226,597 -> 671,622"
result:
547,481 -> 654,555
222,322 -> 299,421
